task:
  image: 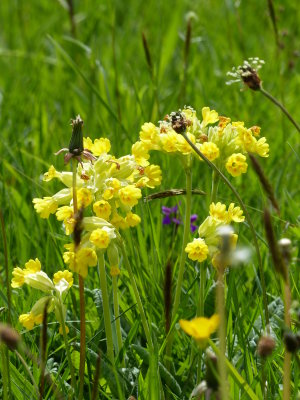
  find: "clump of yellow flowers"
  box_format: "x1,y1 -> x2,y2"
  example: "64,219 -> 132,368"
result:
185,202 -> 244,267
32,135 -> 162,277
133,106 -> 269,177
11,258 -> 73,332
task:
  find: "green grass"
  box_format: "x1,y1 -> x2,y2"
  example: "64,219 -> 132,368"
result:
0,0 -> 299,399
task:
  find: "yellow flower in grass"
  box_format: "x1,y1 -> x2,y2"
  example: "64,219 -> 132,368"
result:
53,270 -> 74,288
90,228 -> 111,249
185,238 -> 209,262
226,203 -> 244,223
199,142 -> 220,161
180,314 -> 219,348
63,247 -> 97,278
33,197 -> 58,219
93,200 -> 112,220
119,185 -> 142,207
19,313 -> 43,330
103,179 -> 121,200
84,137 -> 111,156
201,107 -> 219,127
125,212 -> 141,227
142,165 -> 162,188
56,206 -> 75,235
77,188 -> 93,208
225,153 -> 248,177
176,133 -> 196,154
59,325 -> 69,335
11,258 -> 42,288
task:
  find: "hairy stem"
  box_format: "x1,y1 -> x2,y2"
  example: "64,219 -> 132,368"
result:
260,87 -> 300,134
180,132 -> 269,328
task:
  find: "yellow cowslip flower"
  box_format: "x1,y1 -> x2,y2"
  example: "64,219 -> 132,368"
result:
19,313 -> 43,330
110,266 -> 121,277
255,137 -> 269,157
226,203 -> 245,223
201,107 -> 219,127
185,238 -> 209,262
56,206 -> 73,221
199,142 -> 220,161
90,228 -> 111,249
225,153 -> 248,177
103,178 -> 121,200
93,200 -> 112,220
180,314 -> 219,348
53,270 -> 74,288
63,247 -> 97,278
119,185 -> 142,207
209,202 -> 227,222
11,258 -> 42,288
237,127 -> 257,153
33,197 -> 58,219
77,188 -> 93,208
160,131 -> 180,153
142,165 -> 162,188
92,138 -> 111,156
139,122 -> 160,149
110,213 -> 128,230
83,137 -> 93,152
125,212 -> 141,227
176,133 -> 196,154
132,141 -> 150,167
43,165 -> 61,182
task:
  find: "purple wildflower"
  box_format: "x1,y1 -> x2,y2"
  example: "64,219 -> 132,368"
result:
162,204 -> 198,233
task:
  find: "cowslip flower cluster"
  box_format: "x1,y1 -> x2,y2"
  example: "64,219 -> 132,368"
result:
11,258 -> 73,332
133,106 -> 269,178
185,202 -> 244,266
33,135 -> 162,277
180,314 -> 219,348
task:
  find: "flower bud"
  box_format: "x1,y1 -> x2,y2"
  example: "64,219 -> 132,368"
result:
257,335 -> 276,358
278,238 -> 292,266
284,331 -> 299,353
69,115 -> 84,155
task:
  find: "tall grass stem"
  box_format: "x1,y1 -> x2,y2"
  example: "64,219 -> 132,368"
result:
112,275 -> 124,367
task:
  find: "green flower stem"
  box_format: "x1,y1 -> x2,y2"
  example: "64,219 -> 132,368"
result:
196,264 -> 206,382
72,160 -> 86,399
98,254 -> 115,363
180,132 -> 270,329
211,170 -> 220,203
14,349 -> 39,398
216,266 -> 228,400
283,278 -> 292,400
57,301 -> 76,392
260,87 -> 300,134
165,166 -> 192,367
112,275 -> 125,368
98,253 -> 124,400
118,239 -> 154,352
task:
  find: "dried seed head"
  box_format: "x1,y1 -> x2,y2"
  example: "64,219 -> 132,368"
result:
169,111 -> 188,133
226,57 -> 264,91
0,323 -> 21,350
69,115 -> 84,155
257,335 -> 276,358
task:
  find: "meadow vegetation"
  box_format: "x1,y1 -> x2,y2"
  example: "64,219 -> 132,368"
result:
0,1 -> 299,399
